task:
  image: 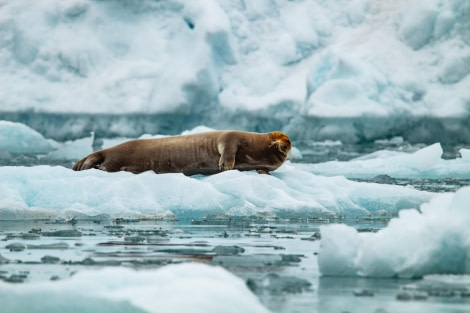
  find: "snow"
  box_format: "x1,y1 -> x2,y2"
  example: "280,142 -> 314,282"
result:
0,0 -> 469,120
318,186 -> 470,278
306,143 -> 470,179
0,263 -> 270,313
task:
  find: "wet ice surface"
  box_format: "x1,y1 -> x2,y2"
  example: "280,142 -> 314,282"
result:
1,218 -> 470,313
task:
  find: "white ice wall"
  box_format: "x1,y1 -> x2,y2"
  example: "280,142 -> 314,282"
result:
1,0 -> 469,118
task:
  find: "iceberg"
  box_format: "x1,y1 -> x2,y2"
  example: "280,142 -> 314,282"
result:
318,186 -> 470,278
0,263 -> 270,313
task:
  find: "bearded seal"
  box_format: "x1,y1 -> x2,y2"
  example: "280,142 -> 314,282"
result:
72,130 -> 291,175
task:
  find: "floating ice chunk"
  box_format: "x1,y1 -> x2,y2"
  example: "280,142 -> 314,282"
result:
460,148 -> 470,160
404,142 -> 443,170
0,120 -> 96,159
99,126 -> 215,149
48,133 -> 93,160
319,187 -> 470,278
181,125 -> 216,135
403,274 -> 470,298
0,263 -> 270,313
307,143 -> 470,179
0,163 -> 433,220
101,137 -> 133,149
0,166 -> 232,220
317,224 -> 360,276
0,121 -> 54,154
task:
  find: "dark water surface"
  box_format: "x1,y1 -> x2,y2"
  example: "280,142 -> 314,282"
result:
1,218 -> 469,313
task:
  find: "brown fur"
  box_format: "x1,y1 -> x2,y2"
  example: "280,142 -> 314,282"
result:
73,130 -> 291,175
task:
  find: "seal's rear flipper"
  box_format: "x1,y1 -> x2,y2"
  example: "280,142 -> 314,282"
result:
72,153 -> 104,171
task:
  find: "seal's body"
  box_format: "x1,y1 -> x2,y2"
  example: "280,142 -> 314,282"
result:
73,131 -> 291,175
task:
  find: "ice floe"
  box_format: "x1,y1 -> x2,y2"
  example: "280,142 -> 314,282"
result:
305,143 -> 470,179
0,263 -> 270,313
0,163 -> 434,221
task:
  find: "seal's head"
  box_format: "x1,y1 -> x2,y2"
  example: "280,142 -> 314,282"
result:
268,131 -> 292,156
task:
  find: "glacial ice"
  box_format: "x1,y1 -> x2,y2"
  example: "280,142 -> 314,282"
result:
1,0 -> 469,121
0,263 -> 270,313
318,186 -> 470,278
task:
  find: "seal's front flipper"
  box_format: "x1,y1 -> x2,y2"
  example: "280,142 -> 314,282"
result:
256,169 -> 270,175
218,142 -> 237,171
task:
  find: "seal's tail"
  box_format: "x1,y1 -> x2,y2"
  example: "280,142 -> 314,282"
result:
72,152 -> 104,171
